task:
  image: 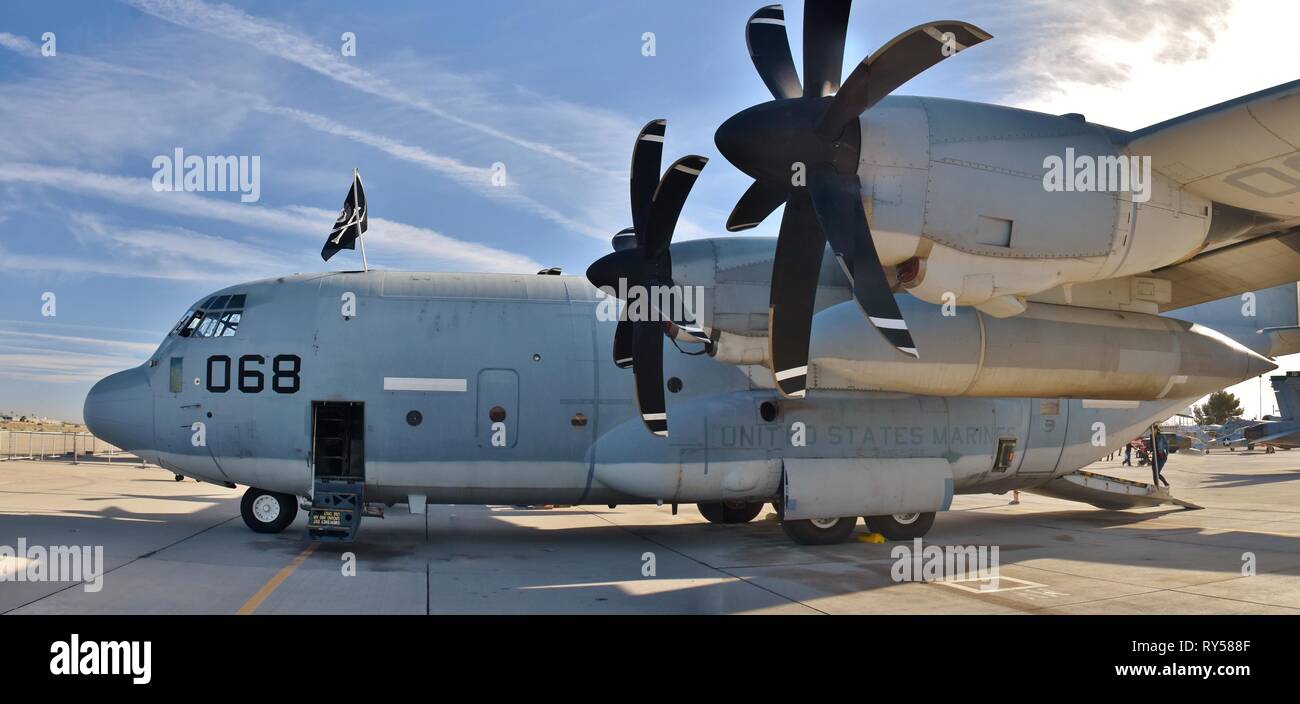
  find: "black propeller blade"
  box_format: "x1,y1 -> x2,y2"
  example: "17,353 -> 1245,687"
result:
586,120 -> 709,437
613,319 -> 634,369
727,179 -> 787,232
768,191 -> 824,398
818,20 -> 991,140
801,0 -> 850,97
631,320 -> 667,436
806,163 -> 917,357
630,120 -> 666,241
746,5 -> 801,100
715,0 -> 989,396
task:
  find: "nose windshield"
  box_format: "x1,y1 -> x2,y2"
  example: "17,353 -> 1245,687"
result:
172,294 -> 247,339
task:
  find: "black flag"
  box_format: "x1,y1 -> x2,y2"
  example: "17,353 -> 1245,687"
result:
322,169 -> 368,262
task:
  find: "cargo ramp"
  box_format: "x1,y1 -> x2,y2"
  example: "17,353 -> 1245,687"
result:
1025,470 -> 1203,510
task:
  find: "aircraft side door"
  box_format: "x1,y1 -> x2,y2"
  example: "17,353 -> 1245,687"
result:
1019,399 -> 1070,474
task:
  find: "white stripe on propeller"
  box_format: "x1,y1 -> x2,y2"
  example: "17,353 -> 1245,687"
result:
775,365 -> 808,381
869,316 -> 909,330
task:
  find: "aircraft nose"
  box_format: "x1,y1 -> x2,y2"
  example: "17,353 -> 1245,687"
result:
83,366 -> 154,454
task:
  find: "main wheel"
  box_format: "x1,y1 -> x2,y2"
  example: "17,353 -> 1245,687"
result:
241,487 -> 298,534
780,516 -> 857,545
697,501 -> 765,524
864,512 -> 936,541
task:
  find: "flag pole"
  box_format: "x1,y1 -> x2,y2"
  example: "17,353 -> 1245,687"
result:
355,168 -> 369,272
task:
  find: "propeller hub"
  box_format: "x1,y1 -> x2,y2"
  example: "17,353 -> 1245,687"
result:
586,247 -> 673,297
715,97 -> 860,189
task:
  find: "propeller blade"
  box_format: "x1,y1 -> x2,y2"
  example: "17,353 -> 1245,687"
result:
746,4 -> 803,100
818,21 -> 991,139
767,190 -> 825,399
611,226 -> 638,252
645,155 -> 708,257
802,0 -> 852,97
806,164 -> 918,358
631,119 -> 667,243
613,319 -> 634,369
727,179 -> 788,232
631,320 -> 668,436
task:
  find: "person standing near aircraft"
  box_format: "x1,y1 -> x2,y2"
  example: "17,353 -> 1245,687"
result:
1151,430 -> 1170,488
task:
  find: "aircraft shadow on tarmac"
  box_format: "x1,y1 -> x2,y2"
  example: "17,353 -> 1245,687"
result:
1198,470 -> 1300,489
7,480 -> 1300,614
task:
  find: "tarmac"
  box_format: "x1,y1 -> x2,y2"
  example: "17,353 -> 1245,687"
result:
3,449 -> 1300,614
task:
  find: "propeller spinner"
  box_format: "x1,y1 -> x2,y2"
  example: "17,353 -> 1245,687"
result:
715,1 -> 990,398
586,120 -> 709,437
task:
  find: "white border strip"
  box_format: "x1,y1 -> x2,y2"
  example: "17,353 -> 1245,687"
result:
384,377 -> 467,392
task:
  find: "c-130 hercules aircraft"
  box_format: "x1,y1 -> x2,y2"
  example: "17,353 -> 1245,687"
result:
84,1 -> 1300,544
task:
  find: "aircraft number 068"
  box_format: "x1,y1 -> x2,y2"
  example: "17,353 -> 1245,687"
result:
205,354 -> 301,394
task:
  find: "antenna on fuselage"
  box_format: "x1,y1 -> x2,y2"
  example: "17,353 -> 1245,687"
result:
321,168 -> 370,272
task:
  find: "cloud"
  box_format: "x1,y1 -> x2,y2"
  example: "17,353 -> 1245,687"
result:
123,0 -> 612,174
989,0 -> 1300,130
0,329 -> 156,356
0,163 -> 544,273
0,32 -> 41,57
0,34 -> 615,242
255,104 -> 608,238
0,329 -> 152,384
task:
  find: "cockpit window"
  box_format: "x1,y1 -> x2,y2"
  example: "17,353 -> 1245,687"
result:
173,293 -> 248,338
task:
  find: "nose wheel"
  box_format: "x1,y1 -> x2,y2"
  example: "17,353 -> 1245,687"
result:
240,487 -> 299,534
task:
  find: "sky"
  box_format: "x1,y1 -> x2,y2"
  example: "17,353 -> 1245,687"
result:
0,0 -> 1297,422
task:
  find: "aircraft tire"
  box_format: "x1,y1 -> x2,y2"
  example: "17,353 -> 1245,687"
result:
780,516 -> 857,545
697,501 -> 764,524
241,487 -> 299,534
864,512 -> 936,541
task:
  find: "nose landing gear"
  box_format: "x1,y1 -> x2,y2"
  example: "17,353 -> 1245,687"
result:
240,487 -> 299,534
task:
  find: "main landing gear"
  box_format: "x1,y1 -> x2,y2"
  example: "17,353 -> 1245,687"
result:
240,487 -> 299,534
778,511 -> 937,545
864,512 -> 936,541
697,501 -> 765,524
781,516 -> 858,544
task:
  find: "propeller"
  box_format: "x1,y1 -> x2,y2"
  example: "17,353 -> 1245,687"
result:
587,120 -> 709,437
715,1 -> 990,398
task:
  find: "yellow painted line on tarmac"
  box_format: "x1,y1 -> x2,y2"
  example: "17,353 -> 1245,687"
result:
237,542 -> 319,615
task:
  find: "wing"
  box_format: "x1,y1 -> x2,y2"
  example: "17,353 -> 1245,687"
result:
1124,78 -> 1300,218
1253,428 -> 1300,445
1146,227 -> 1300,310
